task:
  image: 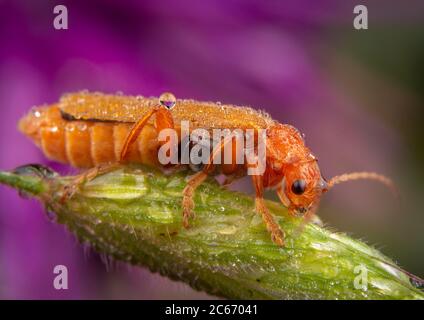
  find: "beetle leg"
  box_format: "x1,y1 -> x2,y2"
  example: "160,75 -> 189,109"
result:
182,171 -> 208,227
182,135 -> 234,228
60,162 -> 119,203
61,106 -> 176,202
120,106 -> 160,161
120,105 -> 175,162
252,175 -> 285,246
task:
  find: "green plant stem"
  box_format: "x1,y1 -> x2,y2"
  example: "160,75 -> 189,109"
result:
0,171 -> 45,195
0,164 -> 422,299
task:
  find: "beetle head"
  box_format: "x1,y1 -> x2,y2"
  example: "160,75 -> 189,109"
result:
279,159 -> 327,217
264,124 -> 327,216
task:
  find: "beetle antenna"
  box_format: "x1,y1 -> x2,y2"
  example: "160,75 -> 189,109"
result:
327,172 -> 399,198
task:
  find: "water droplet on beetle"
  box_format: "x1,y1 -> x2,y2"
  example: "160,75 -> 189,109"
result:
77,123 -> 87,131
33,109 -> 41,118
159,92 -> 176,109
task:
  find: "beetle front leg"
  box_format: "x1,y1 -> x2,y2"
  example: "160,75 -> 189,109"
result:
252,175 -> 285,246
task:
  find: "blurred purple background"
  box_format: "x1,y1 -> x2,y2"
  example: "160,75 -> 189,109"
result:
0,0 -> 423,299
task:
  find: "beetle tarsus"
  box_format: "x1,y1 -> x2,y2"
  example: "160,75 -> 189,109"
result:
182,171 -> 208,228
253,175 -> 285,247
59,163 -> 119,203
255,196 -> 285,247
60,181 -> 80,203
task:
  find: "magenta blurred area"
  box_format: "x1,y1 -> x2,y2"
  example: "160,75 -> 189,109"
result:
0,1 -> 423,298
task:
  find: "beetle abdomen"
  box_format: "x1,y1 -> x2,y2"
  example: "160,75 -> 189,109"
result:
19,104 -> 248,177
19,106 -> 160,168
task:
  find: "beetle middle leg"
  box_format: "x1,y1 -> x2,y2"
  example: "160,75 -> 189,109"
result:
182,135 -> 234,228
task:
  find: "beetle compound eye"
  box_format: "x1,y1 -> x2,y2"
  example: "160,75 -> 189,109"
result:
159,92 -> 176,109
291,179 -> 306,195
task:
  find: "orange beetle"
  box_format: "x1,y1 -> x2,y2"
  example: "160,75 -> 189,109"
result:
18,91 -> 396,246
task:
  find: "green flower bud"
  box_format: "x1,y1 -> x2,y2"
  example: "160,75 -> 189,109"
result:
0,164 -> 422,299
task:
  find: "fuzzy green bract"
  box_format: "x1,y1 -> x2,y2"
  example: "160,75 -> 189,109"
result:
0,164 -> 422,299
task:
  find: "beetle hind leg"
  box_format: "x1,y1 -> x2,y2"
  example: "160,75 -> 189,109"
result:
60,163 -> 119,203
61,95 -> 177,203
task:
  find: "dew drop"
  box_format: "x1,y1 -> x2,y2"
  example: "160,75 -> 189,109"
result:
159,92 -> 176,109
308,153 -> 317,160
33,109 -> 41,118
77,123 -> 87,131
